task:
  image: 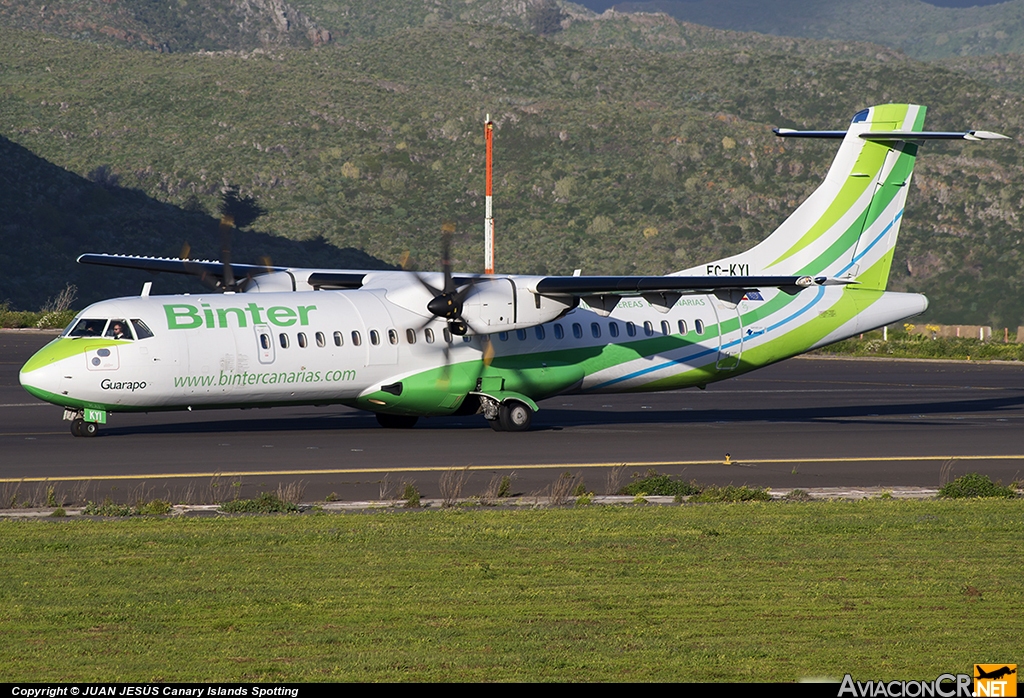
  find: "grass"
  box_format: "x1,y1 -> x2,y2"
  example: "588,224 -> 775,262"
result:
815,331 -> 1024,361
0,500 -> 1020,681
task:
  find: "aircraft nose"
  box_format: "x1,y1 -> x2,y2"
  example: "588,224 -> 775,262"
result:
20,339 -> 69,404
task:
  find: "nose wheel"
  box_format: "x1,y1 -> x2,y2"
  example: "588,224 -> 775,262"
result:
71,418 -> 99,438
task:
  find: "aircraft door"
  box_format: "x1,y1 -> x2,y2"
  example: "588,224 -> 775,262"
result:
255,324 -> 275,364
183,327 -> 240,399
712,291 -> 744,370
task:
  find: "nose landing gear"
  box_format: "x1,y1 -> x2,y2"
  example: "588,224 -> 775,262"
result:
65,409 -> 100,438
70,418 -> 99,437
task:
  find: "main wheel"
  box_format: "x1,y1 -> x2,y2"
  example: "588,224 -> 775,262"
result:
498,401 -> 533,432
375,413 -> 419,429
82,421 -> 99,437
70,418 -> 84,437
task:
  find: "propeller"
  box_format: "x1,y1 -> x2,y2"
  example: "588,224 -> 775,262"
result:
179,214 -> 255,293
414,222 -> 478,336
404,222 -> 492,388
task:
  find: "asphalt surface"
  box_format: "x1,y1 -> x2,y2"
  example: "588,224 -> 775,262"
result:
4,330 -> 1024,503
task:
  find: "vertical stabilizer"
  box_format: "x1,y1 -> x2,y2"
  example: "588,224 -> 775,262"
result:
682,104 -> 927,290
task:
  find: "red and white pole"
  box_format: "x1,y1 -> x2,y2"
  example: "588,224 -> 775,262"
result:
484,114 -> 495,275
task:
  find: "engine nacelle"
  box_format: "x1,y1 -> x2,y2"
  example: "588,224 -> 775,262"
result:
462,277 -> 576,335
243,271 -> 298,293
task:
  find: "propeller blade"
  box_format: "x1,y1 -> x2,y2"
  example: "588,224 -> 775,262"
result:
219,214 -> 235,291
481,335 -> 495,368
441,221 -> 455,293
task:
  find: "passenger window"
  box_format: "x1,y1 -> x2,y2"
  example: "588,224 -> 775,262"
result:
406,329 -> 417,344
695,319 -> 705,335
131,319 -> 154,339
297,332 -> 308,348
425,328 -> 435,344
105,319 -> 133,340
260,334 -> 271,350
279,333 -> 289,349
334,331 -> 343,347
351,331 -> 362,346
516,329 -> 527,341
463,335 -> 472,343
678,320 -> 688,335
535,326 -> 545,340
370,330 -> 380,346
443,328 -> 453,343
591,322 -> 601,338
498,331 -> 509,341
315,331 -> 325,348
554,324 -> 564,340
661,321 -> 671,335
643,321 -> 654,336
609,322 -> 619,338
388,329 -> 399,345
626,322 -> 636,337
572,323 -> 583,339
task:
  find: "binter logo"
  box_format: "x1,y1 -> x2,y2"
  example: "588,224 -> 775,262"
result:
164,303 -> 317,330
975,665 -> 1017,697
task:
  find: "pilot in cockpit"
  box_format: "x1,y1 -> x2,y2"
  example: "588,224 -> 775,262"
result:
107,320 -> 132,341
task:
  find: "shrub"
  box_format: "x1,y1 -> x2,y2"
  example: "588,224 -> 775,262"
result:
137,499 -> 172,515
401,482 -> 421,508
220,492 -> 299,513
83,499 -> 135,517
497,475 -> 512,498
621,470 -> 701,497
938,473 -> 1016,499
690,485 -> 772,503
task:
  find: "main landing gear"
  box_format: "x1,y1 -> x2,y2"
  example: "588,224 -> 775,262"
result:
487,400 -> 534,432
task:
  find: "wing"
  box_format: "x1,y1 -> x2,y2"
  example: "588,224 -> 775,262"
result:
534,274 -> 849,295
78,253 -> 368,291
533,274 -> 854,315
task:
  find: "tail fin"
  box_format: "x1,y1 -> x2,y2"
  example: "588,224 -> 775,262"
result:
684,104 -> 927,290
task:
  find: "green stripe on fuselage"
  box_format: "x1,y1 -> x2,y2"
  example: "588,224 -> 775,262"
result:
20,337 -> 125,374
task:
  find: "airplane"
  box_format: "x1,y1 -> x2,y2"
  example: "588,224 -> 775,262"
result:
19,103 -> 1008,437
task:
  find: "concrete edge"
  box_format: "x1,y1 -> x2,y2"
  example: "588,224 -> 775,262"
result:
4,486 -> 1017,518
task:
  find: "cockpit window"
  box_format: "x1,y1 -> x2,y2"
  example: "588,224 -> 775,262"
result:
105,319 -> 133,340
65,319 -> 108,338
131,319 -> 154,339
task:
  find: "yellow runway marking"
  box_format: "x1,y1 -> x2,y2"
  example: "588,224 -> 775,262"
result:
2,454 -> 1024,483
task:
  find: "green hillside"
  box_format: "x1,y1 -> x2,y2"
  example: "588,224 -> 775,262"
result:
0,132 -> 388,310
0,0 -> 332,52
1,16 -> 1023,326
616,0 -> 1024,60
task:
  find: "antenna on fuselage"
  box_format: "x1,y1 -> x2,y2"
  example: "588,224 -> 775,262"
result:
484,113 -> 495,275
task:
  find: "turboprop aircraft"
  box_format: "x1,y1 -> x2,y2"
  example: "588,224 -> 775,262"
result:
19,104 -> 1008,436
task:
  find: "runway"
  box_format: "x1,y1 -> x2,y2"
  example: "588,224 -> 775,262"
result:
3,330 -> 1024,502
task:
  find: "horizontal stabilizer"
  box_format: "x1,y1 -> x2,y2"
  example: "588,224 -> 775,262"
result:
774,128 -> 1010,141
